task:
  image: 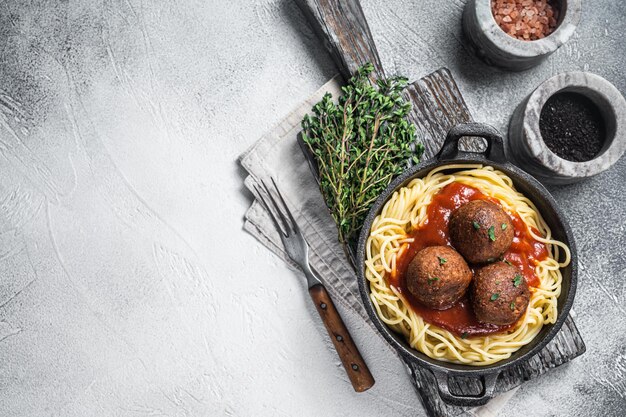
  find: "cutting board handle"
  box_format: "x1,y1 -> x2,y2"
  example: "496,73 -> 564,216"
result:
295,0 -> 385,80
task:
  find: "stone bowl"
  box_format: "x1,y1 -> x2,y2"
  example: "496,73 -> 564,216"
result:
462,0 -> 582,71
508,72 -> 626,184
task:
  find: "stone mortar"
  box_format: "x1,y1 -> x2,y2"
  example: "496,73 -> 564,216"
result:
508,71 -> 626,184
462,0 -> 582,71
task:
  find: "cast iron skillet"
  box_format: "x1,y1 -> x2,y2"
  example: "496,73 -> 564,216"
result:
356,122 -> 578,406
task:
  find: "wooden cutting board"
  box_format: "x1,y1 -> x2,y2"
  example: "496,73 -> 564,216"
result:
294,1 -> 586,416
294,0 -> 480,159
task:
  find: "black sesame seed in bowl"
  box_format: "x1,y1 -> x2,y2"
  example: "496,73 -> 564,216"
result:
539,92 -> 606,163
508,72 -> 626,184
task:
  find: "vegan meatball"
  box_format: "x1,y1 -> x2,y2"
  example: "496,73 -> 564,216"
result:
449,200 -> 514,264
471,262 -> 530,326
406,246 -> 472,310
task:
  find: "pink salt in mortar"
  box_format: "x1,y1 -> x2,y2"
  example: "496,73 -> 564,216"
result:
463,0 -> 581,71
492,0 -> 560,41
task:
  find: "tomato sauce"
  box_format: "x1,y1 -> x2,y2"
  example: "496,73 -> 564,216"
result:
390,182 -> 548,337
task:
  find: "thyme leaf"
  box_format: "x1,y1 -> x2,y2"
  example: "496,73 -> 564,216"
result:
301,64 -> 423,244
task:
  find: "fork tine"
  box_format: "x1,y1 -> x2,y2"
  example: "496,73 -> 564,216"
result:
260,179 -> 294,235
270,177 -> 300,233
253,183 -> 288,237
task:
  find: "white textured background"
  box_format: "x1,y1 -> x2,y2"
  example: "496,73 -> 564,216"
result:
0,1 -> 624,416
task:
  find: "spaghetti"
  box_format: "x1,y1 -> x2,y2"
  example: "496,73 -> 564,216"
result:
365,164 -> 570,366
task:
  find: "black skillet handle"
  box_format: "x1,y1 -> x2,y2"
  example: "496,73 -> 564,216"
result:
432,370 -> 499,407
437,122 -> 507,164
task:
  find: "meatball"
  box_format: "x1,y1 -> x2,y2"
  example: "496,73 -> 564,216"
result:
406,246 -> 472,310
449,200 -> 514,264
471,263 -> 530,326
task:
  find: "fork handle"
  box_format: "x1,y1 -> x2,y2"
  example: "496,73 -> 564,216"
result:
308,284 -> 375,392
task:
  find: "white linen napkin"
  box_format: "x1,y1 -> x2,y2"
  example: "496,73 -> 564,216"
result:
239,76 -> 518,417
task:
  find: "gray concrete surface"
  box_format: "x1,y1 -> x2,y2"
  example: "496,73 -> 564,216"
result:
0,0 -> 624,416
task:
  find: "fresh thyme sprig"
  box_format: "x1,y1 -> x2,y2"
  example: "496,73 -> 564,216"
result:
301,63 -> 423,244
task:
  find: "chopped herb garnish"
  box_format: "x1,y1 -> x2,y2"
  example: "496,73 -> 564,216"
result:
461,332 -> 468,339
490,293 -> 500,301
501,223 -> 508,230
504,259 -> 513,266
510,302 -> 516,311
473,221 -> 481,230
495,280 -> 501,285
487,257 -> 496,262
438,256 -> 447,265
428,277 -> 440,285
488,226 -> 496,241
513,274 -> 523,287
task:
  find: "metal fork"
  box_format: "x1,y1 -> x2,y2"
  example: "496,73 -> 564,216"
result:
254,177 -> 375,393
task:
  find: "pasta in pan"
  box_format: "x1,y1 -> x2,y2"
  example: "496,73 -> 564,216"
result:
365,164 -> 569,366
